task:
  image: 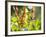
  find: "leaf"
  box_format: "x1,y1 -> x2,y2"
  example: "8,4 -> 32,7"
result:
35,19 -> 41,30
11,24 -> 20,31
11,17 -> 18,22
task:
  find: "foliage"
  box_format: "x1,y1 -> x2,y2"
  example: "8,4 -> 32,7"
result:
11,6 -> 41,31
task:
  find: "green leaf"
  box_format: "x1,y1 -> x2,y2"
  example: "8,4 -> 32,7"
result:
11,17 -> 17,22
